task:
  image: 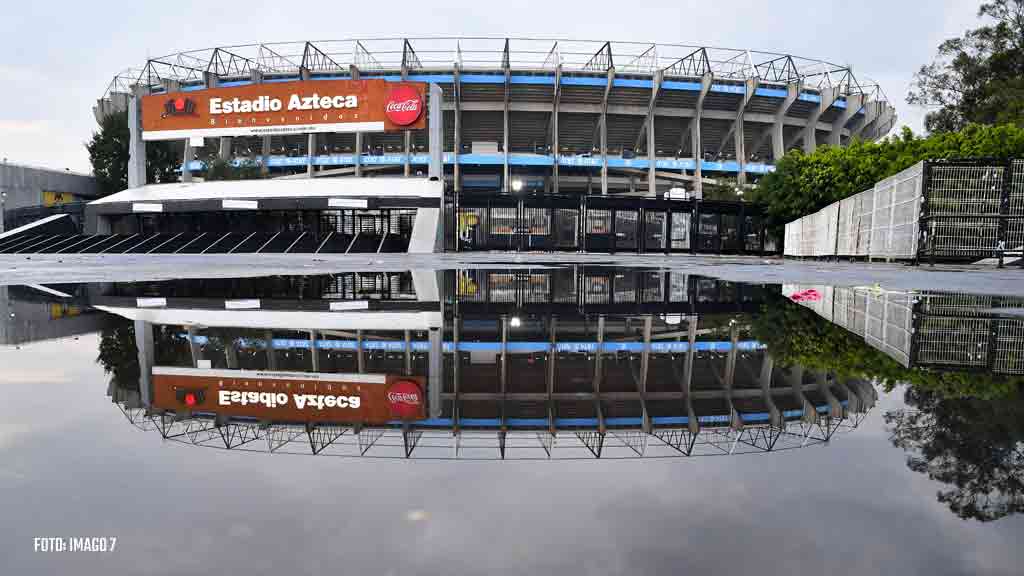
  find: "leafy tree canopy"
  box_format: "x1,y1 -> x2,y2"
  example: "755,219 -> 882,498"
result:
750,123 -> 1024,234
86,111 -> 178,195
908,0 -> 1024,133
886,386 -> 1024,522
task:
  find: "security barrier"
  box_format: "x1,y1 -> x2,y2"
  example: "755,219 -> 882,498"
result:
784,159 -> 1024,264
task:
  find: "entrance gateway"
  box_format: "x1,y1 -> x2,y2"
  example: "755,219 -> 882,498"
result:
78,78 -> 446,254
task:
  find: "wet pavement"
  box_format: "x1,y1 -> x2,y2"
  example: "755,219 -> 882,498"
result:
1,265 -> 1022,575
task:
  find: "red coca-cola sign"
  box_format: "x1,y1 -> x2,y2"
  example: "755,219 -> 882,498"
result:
386,379 -> 424,419
384,85 -> 423,126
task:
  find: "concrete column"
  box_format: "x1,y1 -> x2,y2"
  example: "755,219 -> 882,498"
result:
600,116 -> 608,195
428,327 -> 443,419
734,121 -> 746,186
127,86 -> 147,189
182,140 -> 193,183
310,331 -> 319,371
803,87 -> 839,154
829,93 -> 863,147
453,65 -> 462,193
187,326 -> 200,367
403,131 -> 412,177
850,100 -> 881,140
773,83 -> 800,161
225,338 -> 238,369
428,83 -> 443,180
307,134 -> 316,178
692,74 -> 712,198
646,72 -> 661,195
354,132 -> 363,177
265,330 -> 277,370
552,64 -> 562,194
218,137 -> 232,161
134,320 -> 154,407
599,67 -> 614,195
502,67 -> 510,193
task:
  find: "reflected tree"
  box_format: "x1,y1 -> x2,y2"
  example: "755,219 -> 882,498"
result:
886,387 -> 1024,522
96,319 -> 139,391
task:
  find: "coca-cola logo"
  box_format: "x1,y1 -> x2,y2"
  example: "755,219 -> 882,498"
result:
162,97 -> 196,118
386,379 -> 423,419
384,85 -> 423,126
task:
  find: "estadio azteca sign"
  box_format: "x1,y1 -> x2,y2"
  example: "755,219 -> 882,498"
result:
141,79 -> 426,141
151,366 -> 426,423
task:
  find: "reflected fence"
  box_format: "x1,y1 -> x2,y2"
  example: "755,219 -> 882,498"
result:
784,159 -> 1024,265
784,284 -> 1024,375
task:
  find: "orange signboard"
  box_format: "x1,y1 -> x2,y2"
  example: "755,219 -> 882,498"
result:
141,79 -> 426,141
151,366 -> 426,423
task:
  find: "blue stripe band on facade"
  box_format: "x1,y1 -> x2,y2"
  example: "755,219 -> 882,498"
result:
186,155 -> 775,174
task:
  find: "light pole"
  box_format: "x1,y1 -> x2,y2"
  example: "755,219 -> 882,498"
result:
0,188 -> 7,234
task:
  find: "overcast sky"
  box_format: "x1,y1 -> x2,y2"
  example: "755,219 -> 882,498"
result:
0,0 -> 983,173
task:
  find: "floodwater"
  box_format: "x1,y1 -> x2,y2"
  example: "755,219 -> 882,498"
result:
1,266 -> 1022,575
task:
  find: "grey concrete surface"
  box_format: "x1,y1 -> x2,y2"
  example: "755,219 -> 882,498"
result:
1,253 -> 1021,295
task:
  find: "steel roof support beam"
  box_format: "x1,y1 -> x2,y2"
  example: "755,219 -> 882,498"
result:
301,41 -> 341,73
691,74 -> 712,197
829,93 -> 863,146
803,87 -> 839,154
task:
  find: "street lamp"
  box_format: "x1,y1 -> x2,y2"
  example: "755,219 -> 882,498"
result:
510,178 -> 524,193
0,189 -> 7,234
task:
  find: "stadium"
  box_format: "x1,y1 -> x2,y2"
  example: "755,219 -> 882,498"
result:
2,38 -> 897,257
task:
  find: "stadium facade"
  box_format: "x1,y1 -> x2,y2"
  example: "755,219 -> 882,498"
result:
3,39 -> 897,257
96,38 -> 896,194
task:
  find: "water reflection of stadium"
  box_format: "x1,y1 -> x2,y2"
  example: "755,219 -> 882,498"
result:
104,267 -> 875,459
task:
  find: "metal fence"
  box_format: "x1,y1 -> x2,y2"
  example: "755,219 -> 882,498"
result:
784,159 -> 1024,264
785,284 -> 1024,375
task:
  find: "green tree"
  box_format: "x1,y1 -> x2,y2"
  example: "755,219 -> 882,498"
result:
885,386 -> 1024,522
908,0 -> 1024,133
86,111 -> 178,195
750,123 -> 1024,235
